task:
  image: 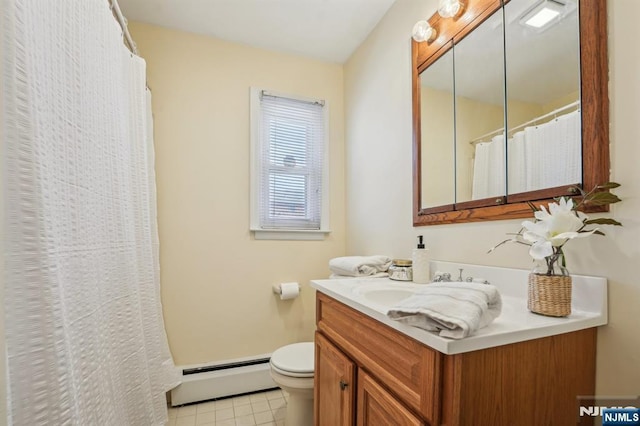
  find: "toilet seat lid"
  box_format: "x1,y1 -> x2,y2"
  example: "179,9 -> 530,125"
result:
270,342 -> 314,377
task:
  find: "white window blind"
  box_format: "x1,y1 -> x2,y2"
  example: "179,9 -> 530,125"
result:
257,91 -> 326,231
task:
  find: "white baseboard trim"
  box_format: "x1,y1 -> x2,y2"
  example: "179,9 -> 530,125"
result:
171,357 -> 277,406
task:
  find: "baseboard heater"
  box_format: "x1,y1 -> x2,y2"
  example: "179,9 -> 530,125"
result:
170,354 -> 278,406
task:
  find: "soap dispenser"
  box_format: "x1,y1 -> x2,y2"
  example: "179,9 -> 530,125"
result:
412,235 -> 430,284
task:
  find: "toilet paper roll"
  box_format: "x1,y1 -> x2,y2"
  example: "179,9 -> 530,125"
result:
278,282 -> 300,300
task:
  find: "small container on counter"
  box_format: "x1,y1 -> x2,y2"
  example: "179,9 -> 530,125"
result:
388,259 -> 413,281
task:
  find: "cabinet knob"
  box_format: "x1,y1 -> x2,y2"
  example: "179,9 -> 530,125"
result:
339,380 -> 348,391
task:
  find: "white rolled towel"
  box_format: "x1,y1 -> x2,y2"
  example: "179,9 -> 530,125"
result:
387,282 -> 502,339
329,255 -> 392,277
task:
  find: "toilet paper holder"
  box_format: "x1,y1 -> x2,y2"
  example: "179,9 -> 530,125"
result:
272,282 -> 300,300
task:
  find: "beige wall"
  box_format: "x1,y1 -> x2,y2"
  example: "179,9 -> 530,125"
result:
129,23 -> 346,365
0,24 -> 7,423
420,86 -> 455,207
345,0 -> 640,396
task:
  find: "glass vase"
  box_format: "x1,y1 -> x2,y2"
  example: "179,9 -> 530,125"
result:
528,255 -> 572,317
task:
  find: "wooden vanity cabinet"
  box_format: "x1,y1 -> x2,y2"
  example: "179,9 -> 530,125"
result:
315,331 -> 424,426
314,332 -> 355,426
357,369 -> 424,426
314,292 -> 597,426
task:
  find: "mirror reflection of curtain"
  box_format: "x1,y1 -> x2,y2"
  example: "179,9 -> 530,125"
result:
472,135 -> 505,200
522,110 -> 581,192
2,0 -> 180,424
472,109 -> 581,199
508,131 -> 527,194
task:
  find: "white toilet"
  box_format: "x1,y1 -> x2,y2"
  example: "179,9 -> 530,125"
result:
269,342 -> 315,426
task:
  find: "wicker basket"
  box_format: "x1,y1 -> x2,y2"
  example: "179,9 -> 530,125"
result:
527,273 -> 572,317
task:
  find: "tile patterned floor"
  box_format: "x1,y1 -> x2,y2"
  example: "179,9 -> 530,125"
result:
166,388 -> 289,426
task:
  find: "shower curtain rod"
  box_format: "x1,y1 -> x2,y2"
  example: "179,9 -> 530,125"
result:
110,0 -> 138,55
508,100 -> 580,136
469,126 -> 505,145
468,100 -> 581,145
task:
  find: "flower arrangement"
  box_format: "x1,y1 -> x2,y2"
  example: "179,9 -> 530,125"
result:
489,183 -> 622,276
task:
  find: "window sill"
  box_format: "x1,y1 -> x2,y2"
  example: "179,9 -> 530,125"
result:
251,228 -> 331,241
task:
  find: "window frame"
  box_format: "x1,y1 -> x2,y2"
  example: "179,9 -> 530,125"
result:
249,87 -> 330,240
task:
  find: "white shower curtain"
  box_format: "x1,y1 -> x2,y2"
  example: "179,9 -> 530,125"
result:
522,110 -> 581,192
472,110 -> 581,198
471,135 -> 505,200
2,0 -> 180,425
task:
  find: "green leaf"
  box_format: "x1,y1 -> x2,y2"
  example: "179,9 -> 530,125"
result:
585,192 -> 622,205
596,182 -> 621,189
592,230 -> 606,236
584,218 -> 623,226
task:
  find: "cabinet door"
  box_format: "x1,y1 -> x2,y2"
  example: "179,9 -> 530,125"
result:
316,292 -> 441,423
315,331 -> 356,426
357,370 -> 424,426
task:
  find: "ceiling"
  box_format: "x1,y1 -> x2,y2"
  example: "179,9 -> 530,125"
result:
118,0 -> 397,63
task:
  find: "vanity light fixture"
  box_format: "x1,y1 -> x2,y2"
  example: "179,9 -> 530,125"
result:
437,0 -> 463,19
412,20 -> 437,43
520,0 -> 565,29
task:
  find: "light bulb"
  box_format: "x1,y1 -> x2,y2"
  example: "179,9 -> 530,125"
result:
412,20 -> 436,43
438,0 -> 462,18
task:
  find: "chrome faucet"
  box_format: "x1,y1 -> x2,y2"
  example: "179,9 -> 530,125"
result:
433,269 -> 491,284
457,268 -> 475,282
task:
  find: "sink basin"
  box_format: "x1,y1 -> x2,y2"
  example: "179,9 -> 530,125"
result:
353,283 -> 421,310
359,288 -> 415,306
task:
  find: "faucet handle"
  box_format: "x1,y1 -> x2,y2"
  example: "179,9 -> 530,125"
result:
433,271 -> 451,282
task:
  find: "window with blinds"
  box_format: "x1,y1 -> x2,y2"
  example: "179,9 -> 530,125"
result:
250,89 -> 328,238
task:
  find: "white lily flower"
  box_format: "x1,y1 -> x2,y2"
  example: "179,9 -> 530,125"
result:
528,239 -> 553,260
518,198 -> 599,259
523,198 -> 589,247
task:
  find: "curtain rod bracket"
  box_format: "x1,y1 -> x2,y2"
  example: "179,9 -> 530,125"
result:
109,0 -> 138,55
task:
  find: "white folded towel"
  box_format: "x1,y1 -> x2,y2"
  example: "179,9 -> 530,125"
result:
329,255 -> 392,277
387,282 -> 502,339
329,272 -> 388,279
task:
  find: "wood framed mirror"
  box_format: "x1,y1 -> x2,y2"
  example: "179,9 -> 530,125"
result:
412,0 -> 608,226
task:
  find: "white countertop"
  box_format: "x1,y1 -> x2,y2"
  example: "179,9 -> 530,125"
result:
310,261 -> 608,355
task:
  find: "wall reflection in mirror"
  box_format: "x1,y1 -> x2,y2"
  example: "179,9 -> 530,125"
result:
420,49 -> 455,209
419,0 -> 581,210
